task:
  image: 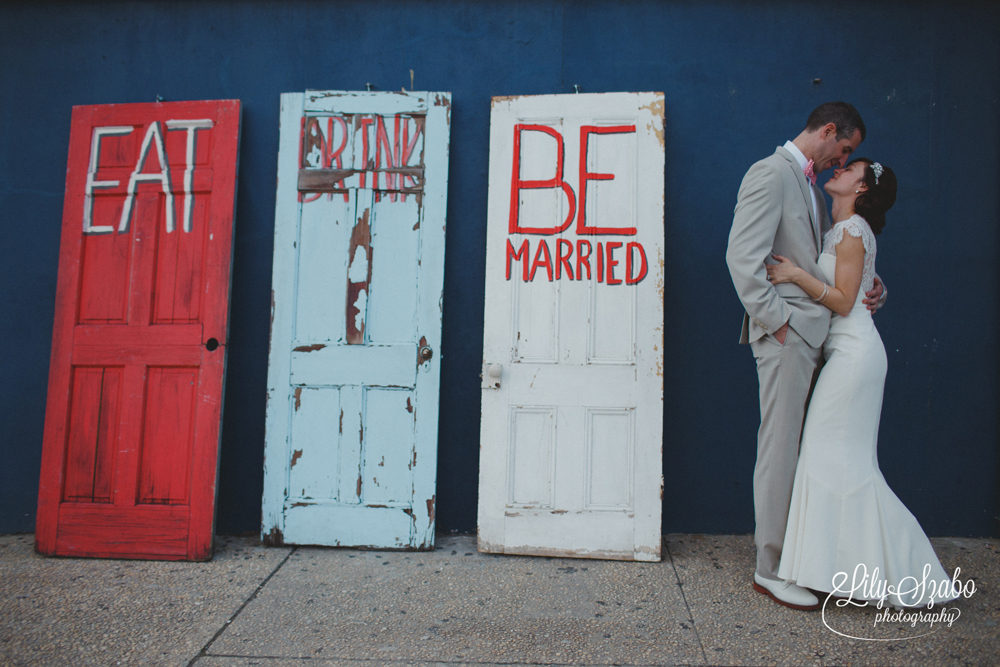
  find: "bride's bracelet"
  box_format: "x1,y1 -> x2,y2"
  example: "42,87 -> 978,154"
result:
815,283 -> 830,304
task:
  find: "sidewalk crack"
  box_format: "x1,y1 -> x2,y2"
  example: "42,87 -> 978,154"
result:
665,538 -> 708,664
187,546 -> 297,666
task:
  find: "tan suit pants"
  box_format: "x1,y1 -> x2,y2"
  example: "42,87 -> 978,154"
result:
750,327 -> 823,580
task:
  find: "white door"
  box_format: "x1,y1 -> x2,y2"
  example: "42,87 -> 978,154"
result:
262,90 -> 451,549
478,92 -> 664,561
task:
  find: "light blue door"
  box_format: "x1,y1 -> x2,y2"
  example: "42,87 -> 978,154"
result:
262,91 -> 450,548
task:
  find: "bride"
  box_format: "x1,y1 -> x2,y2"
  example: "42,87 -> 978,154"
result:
765,158 -> 958,609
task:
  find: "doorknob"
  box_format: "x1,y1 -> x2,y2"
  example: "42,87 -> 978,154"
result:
419,345 -> 433,361
481,363 -> 502,389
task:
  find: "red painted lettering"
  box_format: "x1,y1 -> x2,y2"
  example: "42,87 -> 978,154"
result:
529,239 -> 554,281
357,116 -> 374,188
327,116 -> 350,201
577,125 -> 637,235
375,116 -> 396,193
597,242 -> 604,282
625,241 -> 648,284
509,125 -> 577,235
606,241 -> 623,285
556,239 -> 574,280
506,238 -> 530,281
576,240 -> 592,280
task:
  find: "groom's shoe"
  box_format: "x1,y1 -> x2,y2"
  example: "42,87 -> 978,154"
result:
753,574 -> 821,611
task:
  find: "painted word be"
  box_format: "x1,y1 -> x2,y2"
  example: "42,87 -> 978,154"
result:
506,123 -> 648,284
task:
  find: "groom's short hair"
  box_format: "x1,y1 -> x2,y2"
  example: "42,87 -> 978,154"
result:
805,102 -> 866,142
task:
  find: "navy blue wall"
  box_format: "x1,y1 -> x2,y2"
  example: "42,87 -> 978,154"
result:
2,1 -> 997,538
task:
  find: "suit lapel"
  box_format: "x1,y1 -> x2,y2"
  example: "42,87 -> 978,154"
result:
775,147 -> 821,253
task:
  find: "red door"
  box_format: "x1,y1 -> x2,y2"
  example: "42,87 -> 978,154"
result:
35,100 -> 241,560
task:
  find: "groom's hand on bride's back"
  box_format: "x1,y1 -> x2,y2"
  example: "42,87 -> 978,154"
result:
863,276 -> 885,314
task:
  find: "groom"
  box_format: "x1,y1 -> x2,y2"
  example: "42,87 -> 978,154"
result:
726,102 -> 883,611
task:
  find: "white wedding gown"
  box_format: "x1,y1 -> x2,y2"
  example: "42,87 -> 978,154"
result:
777,215 -> 957,608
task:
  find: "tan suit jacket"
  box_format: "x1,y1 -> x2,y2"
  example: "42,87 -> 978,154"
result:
726,146 -> 832,348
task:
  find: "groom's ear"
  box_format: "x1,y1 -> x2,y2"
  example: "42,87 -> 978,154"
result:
820,123 -> 838,140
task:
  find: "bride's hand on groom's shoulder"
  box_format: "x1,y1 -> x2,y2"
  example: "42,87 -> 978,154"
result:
765,254 -> 801,285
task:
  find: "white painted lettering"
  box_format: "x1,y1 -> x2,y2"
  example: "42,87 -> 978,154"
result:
165,119 -> 213,233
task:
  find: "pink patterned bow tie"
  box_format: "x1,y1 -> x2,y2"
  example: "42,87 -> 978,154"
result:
803,159 -> 817,185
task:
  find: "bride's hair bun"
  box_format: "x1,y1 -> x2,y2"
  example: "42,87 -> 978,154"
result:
849,158 -> 896,234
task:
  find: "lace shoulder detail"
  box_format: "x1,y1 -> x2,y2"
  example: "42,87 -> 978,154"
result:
821,215 -> 877,292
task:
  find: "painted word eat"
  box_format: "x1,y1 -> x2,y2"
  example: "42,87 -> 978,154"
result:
84,119 -> 213,235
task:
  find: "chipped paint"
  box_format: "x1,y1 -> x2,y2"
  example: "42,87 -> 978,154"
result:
293,343 -> 326,352
417,335 -> 429,366
293,387 -> 302,411
550,509 -> 567,515
433,93 -> 451,125
639,97 -> 665,148
290,449 -> 303,467
346,207 -> 372,344
289,501 -> 313,508
405,397 -> 414,413
505,511 -> 521,517
356,475 -> 363,497
262,526 -> 284,547
490,95 -> 521,108
426,495 -> 435,526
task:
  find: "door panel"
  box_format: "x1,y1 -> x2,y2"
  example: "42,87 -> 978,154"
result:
263,91 -> 450,549
479,93 -> 664,561
36,100 -> 241,561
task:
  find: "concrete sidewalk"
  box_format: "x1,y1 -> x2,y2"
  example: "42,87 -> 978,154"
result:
1,533 -> 996,667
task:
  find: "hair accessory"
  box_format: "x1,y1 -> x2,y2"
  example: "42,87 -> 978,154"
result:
870,162 -> 883,184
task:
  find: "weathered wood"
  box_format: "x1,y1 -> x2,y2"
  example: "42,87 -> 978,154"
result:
478,93 -> 665,562
263,91 -> 450,550
36,100 -> 241,561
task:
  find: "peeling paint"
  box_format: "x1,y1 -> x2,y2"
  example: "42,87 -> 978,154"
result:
550,509 -> 567,515
290,449 -> 303,467
339,409 -> 344,434
416,335 -> 429,366
293,387 -> 302,411
289,501 -> 313,508
356,475 -> 363,497
639,97 -> 665,148
293,343 -> 326,352
405,397 -> 414,413
346,207 -> 372,345
433,93 -> 451,124
491,95 -> 521,108
426,495 -> 435,526
505,511 -> 521,517
262,526 -> 284,547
